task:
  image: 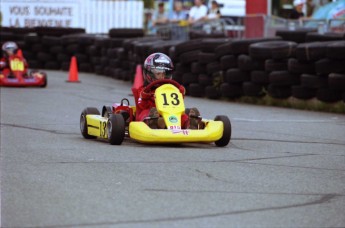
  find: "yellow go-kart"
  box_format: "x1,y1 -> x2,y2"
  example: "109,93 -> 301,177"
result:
80,79 -> 231,147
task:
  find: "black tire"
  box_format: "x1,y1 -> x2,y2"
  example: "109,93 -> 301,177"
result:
300,74 -> 328,89
182,73 -> 198,85
243,82 -> 265,97
201,38 -> 230,53
220,82 -> 243,98
288,58 -> 315,74
326,41 -> 345,60
276,29 -> 316,43
238,54 -> 265,71
172,71 -> 183,84
108,28 -> 144,38
269,71 -> 300,86
295,41 -> 330,62
220,55 -> 237,70
231,37 -> 282,55
306,32 -> 344,42
175,39 -> 203,56
226,68 -> 251,83
291,85 -> 316,100
107,114 -> 125,145
249,40 -> 297,60
215,41 -> 233,58
265,59 -> 288,72
79,63 -> 93,73
40,74 -> 47,88
267,84 -> 292,99
205,86 -> 221,99
191,62 -> 207,75
214,115 -> 231,147
44,61 -> 60,70
80,107 -> 100,139
198,52 -> 217,64
316,88 -> 342,103
198,74 -> 213,86
27,60 -> 43,69
188,83 -> 205,97
206,62 -> 222,75
49,45 -> 64,54
251,70 -> 269,85
175,63 -> 191,74
328,73 -> 345,91
179,50 -> 201,64
37,52 -> 55,62
315,58 -> 345,75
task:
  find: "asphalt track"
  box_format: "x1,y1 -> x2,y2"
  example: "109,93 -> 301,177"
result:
1,71 -> 345,228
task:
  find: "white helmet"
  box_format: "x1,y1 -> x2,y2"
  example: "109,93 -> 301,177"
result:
2,41 -> 18,56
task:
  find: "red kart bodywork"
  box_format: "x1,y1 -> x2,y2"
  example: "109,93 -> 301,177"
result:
0,55 -> 47,87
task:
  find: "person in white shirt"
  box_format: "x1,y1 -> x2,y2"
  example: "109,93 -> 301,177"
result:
206,0 -> 221,20
188,0 -> 208,24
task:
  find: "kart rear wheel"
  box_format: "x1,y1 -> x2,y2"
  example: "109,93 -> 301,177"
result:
107,114 -> 125,145
214,115 -> 231,147
80,107 -> 100,139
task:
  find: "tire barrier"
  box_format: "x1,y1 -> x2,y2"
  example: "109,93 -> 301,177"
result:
1,27 -> 344,111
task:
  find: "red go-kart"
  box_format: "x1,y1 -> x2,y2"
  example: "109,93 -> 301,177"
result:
0,54 -> 47,87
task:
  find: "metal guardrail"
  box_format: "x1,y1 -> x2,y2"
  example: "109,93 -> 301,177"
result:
152,19 -> 228,41
151,15 -> 345,40
224,15 -> 345,39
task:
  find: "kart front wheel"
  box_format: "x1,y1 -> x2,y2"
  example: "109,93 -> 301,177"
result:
80,107 -> 100,139
214,115 -> 231,147
40,74 -> 47,88
107,114 -> 125,145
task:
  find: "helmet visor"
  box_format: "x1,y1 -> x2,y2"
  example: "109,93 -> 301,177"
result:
151,68 -> 172,80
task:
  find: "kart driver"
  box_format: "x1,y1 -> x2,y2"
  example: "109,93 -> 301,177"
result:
137,52 -> 202,129
0,41 -> 28,76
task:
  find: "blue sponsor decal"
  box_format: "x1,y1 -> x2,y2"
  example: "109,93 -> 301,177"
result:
169,115 -> 178,123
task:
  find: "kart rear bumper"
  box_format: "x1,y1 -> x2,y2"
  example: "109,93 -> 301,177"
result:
0,77 -> 45,87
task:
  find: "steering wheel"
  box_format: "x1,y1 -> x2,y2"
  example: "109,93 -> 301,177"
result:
143,79 -> 181,94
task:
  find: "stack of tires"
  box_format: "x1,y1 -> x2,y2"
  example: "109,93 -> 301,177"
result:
2,26 -> 344,105
26,27 -> 86,69
217,37 -> 282,99
186,38 -> 230,98
89,29 -> 157,81
58,33 -> 97,72
170,39 -> 203,91
299,41 -> 345,102
249,40 -> 298,99
248,40 -> 345,103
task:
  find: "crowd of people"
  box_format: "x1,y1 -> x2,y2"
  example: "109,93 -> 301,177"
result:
147,0 -> 222,36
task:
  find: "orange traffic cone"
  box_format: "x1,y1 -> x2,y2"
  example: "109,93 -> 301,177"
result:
67,56 -> 80,83
131,64 -> 144,104
17,49 -> 23,58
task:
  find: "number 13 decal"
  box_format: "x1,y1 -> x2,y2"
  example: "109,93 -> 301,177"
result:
161,93 -> 180,106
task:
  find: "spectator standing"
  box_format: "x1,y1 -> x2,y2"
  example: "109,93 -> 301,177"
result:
206,0 -> 221,20
170,1 -> 189,40
152,2 -> 169,26
170,1 -> 188,23
290,0 -> 306,19
188,0 -> 208,24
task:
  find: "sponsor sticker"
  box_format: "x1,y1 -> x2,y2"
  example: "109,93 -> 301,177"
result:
169,115 -> 178,123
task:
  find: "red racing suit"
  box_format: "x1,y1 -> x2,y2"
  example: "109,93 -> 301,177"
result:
0,55 -> 28,76
136,83 -> 190,128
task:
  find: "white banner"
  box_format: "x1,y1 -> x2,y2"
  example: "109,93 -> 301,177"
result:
1,0 -> 144,33
1,1 -> 79,28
